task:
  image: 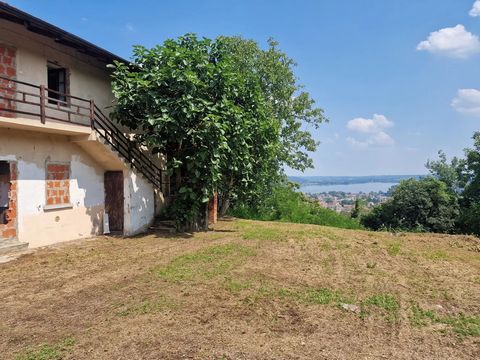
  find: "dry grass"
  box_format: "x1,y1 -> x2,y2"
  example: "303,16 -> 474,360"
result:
0,219 -> 479,359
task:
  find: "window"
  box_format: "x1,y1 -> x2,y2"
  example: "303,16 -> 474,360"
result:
45,162 -> 71,208
0,161 -> 10,224
47,63 -> 68,105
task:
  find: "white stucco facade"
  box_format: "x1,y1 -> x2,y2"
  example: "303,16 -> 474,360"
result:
0,20 -> 114,114
0,10 -> 164,249
0,127 -> 160,248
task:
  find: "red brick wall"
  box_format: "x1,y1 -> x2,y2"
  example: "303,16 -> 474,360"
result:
208,192 -> 218,225
0,45 -> 16,118
46,163 -> 70,206
0,162 -> 18,240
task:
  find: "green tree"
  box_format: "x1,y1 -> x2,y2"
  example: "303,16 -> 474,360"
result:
426,151 -> 465,192
426,132 -> 480,235
361,178 -> 459,233
351,198 -> 365,219
109,34 -> 326,228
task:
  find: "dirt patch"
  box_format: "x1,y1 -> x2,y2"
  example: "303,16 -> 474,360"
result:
0,219 -> 479,359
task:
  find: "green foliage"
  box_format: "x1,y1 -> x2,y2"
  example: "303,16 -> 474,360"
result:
387,242 -> 401,256
361,178 -> 459,233
410,302 -> 480,337
457,202 -> 480,235
426,132 -> 480,235
303,288 -> 349,305
426,151 -> 465,191
363,294 -> 399,312
16,338 -> 75,360
109,34 -> 326,226
351,198 -> 366,219
157,243 -> 255,282
229,181 -> 363,230
116,296 -> 177,317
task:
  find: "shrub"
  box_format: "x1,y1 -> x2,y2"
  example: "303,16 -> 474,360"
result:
361,178 -> 459,233
229,182 -> 363,230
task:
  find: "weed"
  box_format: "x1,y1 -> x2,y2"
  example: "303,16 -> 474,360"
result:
387,242 -> 401,256
364,294 -> 400,311
224,277 -> 252,293
410,302 -> 480,337
116,296 -> 177,317
363,294 -> 400,322
242,227 -> 285,241
425,249 -> 448,261
157,244 -> 255,282
242,281 -> 276,305
16,338 -> 75,360
304,288 -> 347,305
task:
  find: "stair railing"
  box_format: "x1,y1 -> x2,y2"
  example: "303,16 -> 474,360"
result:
0,75 -> 163,189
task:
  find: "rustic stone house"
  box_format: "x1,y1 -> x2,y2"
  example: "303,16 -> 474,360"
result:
0,2 -> 175,251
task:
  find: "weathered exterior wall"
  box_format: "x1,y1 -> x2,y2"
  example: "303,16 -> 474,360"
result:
0,44 -> 16,118
0,19 -> 166,247
0,20 -> 114,113
0,128 -> 105,247
123,169 -> 156,236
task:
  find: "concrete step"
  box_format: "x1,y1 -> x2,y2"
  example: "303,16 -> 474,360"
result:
150,220 -> 177,234
0,239 -> 29,255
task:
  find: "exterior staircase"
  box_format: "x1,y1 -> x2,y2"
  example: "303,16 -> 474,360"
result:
150,219 -> 177,234
90,105 -> 163,189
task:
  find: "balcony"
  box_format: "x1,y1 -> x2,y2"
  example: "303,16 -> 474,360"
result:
0,75 -> 164,189
0,75 -> 97,135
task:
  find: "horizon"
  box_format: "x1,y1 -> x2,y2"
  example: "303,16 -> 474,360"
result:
6,0 -> 480,176
289,174 -> 427,178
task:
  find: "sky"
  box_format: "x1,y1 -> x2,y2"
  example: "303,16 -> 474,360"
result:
6,0 -> 480,176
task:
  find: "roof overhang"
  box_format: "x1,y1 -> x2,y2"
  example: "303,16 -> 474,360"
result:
0,1 -> 128,65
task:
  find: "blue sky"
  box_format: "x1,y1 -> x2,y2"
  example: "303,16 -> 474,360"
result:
7,0 -> 480,175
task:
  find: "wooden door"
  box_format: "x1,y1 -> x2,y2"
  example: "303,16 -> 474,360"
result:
104,171 -> 124,232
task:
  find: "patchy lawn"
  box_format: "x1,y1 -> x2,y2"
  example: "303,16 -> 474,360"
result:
1,219 -> 479,359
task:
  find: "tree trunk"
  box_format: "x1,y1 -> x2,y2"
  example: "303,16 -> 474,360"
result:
219,197 -> 230,217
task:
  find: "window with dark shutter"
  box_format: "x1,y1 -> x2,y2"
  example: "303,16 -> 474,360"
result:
47,63 -> 68,106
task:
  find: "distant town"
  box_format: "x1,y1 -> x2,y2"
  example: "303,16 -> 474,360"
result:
291,175 -> 426,214
306,190 -> 391,214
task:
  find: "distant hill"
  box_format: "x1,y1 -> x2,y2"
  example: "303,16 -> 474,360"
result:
289,175 -> 426,186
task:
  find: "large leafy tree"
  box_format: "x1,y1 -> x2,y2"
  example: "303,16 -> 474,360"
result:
361,178 -> 459,233
426,132 -> 480,235
109,34 -> 326,228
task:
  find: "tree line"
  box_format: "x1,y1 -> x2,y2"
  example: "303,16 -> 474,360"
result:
361,132 -> 480,236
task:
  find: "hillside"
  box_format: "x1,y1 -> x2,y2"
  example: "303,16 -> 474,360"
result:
1,219 -> 479,359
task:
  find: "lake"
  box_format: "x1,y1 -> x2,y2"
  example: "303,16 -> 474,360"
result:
299,182 -> 399,194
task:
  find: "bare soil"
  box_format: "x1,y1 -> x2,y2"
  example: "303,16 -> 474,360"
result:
0,219 -> 479,359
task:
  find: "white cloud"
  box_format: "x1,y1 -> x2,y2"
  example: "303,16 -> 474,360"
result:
346,114 -> 395,149
451,89 -> 480,116
470,1 -> 480,16
347,114 -> 393,133
125,23 -> 135,32
417,25 -> 480,58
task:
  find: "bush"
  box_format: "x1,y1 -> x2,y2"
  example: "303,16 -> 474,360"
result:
361,178 -> 459,233
229,182 -> 363,230
457,203 -> 480,236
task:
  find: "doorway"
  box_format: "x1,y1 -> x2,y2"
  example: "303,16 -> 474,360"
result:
104,171 -> 124,233
0,161 -> 10,226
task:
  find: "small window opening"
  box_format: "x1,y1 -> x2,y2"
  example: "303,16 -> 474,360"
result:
47,63 -> 68,106
0,161 -> 10,225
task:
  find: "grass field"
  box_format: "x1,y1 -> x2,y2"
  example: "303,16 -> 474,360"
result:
1,219 -> 479,359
